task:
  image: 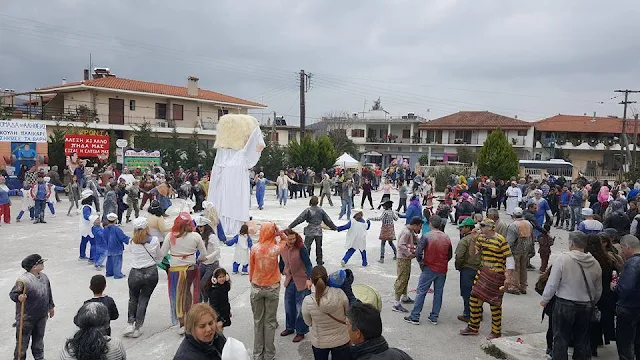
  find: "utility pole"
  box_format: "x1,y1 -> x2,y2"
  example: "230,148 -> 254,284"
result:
299,70 -> 312,134
615,89 -> 640,171
272,111 -> 277,143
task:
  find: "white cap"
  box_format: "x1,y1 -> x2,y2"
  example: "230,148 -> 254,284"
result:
194,215 -> 212,227
352,208 -> 364,215
581,208 -> 594,216
106,213 -> 118,221
89,214 -> 100,224
513,207 -> 523,216
81,189 -> 93,200
132,217 -> 149,230
43,176 -> 51,182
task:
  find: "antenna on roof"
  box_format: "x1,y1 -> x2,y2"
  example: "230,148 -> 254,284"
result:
591,111 -> 596,123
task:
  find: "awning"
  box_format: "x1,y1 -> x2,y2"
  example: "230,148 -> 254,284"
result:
363,151 -> 382,156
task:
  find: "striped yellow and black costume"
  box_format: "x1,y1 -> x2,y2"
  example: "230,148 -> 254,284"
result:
468,232 -> 512,335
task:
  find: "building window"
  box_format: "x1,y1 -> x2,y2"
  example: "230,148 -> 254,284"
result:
402,129 -> 411,139
586,160 -> 597,170
351,129 -> 365,137
268,131 -> 279,141
517,130 -> 528,136
218,108 -> 229,118
173,104 -> 184,120
197,106 -> 200,117
454,130 -> 472,144
155,103 -> 167,120
288,131 -> 297,142
129,100 -> 136,111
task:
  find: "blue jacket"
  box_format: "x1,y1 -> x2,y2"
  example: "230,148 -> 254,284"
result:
570,190 -> 583,207
399,203 -> 422,224
0,186 -> 9,205
617,253 -> 640,309
559,191 -> 571,206
103,225 -> 130,256
629,188 -> 640,200
93,226 -> 105,250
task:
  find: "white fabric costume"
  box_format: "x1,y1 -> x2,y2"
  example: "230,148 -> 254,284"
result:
79,204 -> 97,238
505,186 -> 522,215
207,125 -> 265,236
345,220 -> 369,251
232,234 -> 251,266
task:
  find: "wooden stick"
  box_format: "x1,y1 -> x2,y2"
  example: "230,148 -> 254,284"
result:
17,280 -> 26,360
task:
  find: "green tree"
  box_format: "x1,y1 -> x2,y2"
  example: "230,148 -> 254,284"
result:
183,129 -> 200,169
477,129 -> 519,179
47,123 -> 67,174
288,135 -> 318,168
130,122 -> 157,149
316,135 -> 337,171
328,129 -> 358,158
418,154 -> 429,166
456,147 -> 477,164
256,137 -> 287,179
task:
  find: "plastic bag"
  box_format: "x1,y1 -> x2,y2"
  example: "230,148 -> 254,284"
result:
222,337 -> 250,360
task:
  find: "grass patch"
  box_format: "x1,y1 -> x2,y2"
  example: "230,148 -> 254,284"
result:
481,344 -> 507,359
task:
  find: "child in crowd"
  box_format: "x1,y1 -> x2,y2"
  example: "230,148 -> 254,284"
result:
79,190 -> 97,262
537,223 -> 554,273
556,185 -> 571,230
102,213 -> 130,279
9,254 -> 55,360
75,274 -> 119,336
43,177 -> 63,217
31,174 -> 51,224
92,216 -> 106,270
420,208 -> 431,236
0,176 -> 12,224
204,267 -> 232,328
369,199 -> 398,263
392,216 -> 422,313
16,183 -> 34,222
337,208 -> 370,267
226,224 -> 252,274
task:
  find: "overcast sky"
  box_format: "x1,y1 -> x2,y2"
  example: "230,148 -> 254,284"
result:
2,0 -> 640,125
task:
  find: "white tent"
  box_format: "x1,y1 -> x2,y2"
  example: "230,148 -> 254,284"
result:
335,152 -> 360,168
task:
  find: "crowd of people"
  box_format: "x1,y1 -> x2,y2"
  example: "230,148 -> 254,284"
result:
7,155 -> 640,360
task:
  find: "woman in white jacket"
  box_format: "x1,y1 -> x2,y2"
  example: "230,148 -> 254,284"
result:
194,215 -> 221,302
302,265 -> 351,360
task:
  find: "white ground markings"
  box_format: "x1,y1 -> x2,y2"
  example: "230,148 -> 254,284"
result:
0,188 -> 561,359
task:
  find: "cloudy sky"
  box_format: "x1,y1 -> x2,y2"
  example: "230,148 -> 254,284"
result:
1,0 -> 639,125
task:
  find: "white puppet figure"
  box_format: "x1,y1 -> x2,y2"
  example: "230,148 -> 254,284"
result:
207,114 -> 265,236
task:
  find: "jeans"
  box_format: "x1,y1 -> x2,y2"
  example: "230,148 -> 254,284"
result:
380,240 -> 397,259
128,265 -> 159,327
552,297 -> 592,360
94,250 -> 107,268
14,316 -> 47,360
570,206 -> 582,230
311,343 -> 351,360
396,197 -> 407,213
409,266 -> 446,321
459,268 -> 477,318
339,198 -> 352,220
617,306 -> 640,360
251,284 -> 280,360
304,235 -> 324,265
342,248 -> 367,266
279,188 -> 288,205
284,281 -> 310,335
79,235 -> 96,260
106,254 -> 125,278
33,199 -> 46,222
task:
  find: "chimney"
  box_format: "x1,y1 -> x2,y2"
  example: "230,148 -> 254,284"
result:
84,69 -> 89,81
187,76 -> 199,97
514,114 -> 518,119
62,78 -> 67,85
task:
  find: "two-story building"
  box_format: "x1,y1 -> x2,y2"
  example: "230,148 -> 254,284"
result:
534,114 -> 638,177
417,111 -> 535,164
26,69 -> 266,146
310,110 -> 426,167
260,117 -> 303,147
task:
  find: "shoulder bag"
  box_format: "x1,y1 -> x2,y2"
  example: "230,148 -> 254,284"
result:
573,260 -> 601,323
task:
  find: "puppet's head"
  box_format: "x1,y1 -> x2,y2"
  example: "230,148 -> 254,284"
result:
214,114 -> 260,150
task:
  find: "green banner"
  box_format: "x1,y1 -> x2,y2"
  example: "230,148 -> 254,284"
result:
123,149 -> 161,168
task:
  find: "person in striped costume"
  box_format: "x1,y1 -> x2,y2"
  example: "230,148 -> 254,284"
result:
460,218 -> 515,340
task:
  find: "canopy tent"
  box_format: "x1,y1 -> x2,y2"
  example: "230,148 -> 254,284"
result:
335,152 -> 360,168
363,151 -> 382,157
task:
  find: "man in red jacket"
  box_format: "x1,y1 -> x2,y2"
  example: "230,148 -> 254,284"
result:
403,215 -> 452,325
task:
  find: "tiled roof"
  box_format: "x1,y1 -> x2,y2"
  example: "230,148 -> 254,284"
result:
418,111 -> 531,130
534,114 -> 633,134
35,77 -> 265,108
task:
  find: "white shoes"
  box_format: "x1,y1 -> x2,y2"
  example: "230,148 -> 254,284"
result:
123,324 -> 135,337
131,329 -> 142,338
178,327 -> 185,335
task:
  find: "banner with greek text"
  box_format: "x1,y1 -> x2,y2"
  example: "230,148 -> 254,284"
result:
0,120 -> 47,143
64,134 -> 110,157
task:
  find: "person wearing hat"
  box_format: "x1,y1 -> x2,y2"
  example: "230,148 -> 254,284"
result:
369,199 -> 398,263
460,218 -> 515,339
337,208 -> 371,267
254,172 -> 272,210
194,215 -> 223,301
504,207 -> 533,295
9,254 -> 55,360
43,176 -> 64,218
78,189 -> 98,262
578,208 -> 603,235
454,217 -> 480,322
102,213 -> 130,279
505,181 -> 522,216
30,173 -> 51,224
124,217 -> 162,338
391,216 -> 422,313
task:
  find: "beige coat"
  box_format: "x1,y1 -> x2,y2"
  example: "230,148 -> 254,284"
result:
302,287 -> 350,349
